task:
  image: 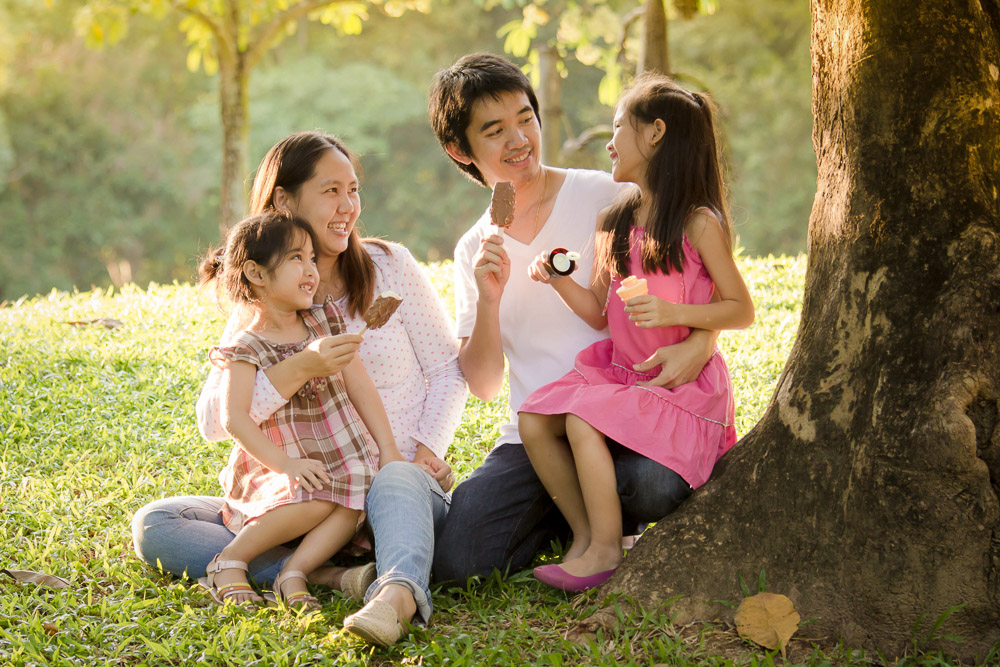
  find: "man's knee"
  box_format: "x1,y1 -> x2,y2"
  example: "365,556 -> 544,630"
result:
618,466 -> 692,522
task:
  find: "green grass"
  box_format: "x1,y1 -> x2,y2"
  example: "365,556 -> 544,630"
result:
0,254 -> 964,665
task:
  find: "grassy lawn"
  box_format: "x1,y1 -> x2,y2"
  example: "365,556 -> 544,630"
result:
1,253 -> 940,666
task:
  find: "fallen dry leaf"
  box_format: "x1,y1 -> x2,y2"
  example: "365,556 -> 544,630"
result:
734,592 -> 800,656
1,568 -> 71,588
66,318 -> 123,329
42,622 -> 58,635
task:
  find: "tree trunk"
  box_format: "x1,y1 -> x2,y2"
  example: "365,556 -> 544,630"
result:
597,1 -> 1000,660
638,0 -> 668,75
538,44 -> 563,166
218,53 -> 249,238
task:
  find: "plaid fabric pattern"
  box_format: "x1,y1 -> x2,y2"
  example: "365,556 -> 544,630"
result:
215,298 -> 379,533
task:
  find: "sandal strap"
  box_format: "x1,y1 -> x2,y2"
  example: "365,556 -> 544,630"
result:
282,591 -> 318,605
217,582 -> 258,601
206,556 -> 249,575
273,569 -> 308,593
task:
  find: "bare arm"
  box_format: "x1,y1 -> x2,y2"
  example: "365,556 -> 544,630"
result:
625,212 -> 755,331
458,234 -> 509,401
342,355 -> 404,466
527,253 -> 610,330
221,360 -> 330,492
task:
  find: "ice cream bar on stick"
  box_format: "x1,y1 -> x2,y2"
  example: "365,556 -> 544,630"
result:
490,181 -> 516,228
361,292 -> 403,333
615,276 -> 648,302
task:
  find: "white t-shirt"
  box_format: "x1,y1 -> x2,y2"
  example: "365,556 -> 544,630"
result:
454,169 -> 626,446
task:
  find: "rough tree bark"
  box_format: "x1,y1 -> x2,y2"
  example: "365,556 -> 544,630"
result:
596,0 -> 1000,660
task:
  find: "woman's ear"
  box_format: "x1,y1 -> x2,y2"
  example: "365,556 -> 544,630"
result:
273,187 -> 292,215
242,261 -> 266,287
444,142 -> 474,166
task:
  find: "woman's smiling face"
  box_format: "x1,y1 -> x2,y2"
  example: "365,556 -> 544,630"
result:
282,148 -> 361,259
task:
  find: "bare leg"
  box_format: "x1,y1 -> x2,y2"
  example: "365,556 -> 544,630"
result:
519,412 -> 591,559
560,414 -> 623,578
213,501 -> 334,603
277,505 -> 362,601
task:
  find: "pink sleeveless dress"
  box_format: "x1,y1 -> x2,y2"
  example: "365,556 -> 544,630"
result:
519,227 -> 736,489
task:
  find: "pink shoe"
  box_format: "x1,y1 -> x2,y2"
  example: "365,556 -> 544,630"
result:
533,564 -> 617,592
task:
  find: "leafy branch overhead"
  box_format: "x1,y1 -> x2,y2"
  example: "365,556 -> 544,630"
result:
487,0 -> 717,105
71,0 -> 430,235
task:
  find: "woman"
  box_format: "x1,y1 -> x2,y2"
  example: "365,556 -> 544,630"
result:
131,131 -> 466,645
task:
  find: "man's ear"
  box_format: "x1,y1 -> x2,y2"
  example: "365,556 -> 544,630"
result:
444,142 -> 474,166
243,261 -> 266,287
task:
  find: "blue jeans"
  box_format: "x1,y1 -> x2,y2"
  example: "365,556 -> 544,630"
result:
130,496 -> 290,585
130,463 -> 449,624
364,461 -> 450,625
432,440 -> 691,583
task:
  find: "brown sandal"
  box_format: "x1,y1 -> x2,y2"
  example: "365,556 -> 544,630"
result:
197,554 -> 263,607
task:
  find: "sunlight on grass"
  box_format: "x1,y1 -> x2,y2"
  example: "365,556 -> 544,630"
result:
1,256 -> 897,666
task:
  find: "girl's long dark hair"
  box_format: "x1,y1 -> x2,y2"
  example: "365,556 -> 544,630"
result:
248,131 -> 388,317
597,73 -> 732,278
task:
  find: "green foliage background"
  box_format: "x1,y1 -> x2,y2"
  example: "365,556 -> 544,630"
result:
0,0 -> 814,300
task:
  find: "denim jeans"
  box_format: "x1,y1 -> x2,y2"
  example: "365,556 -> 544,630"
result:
130,495 -> 291,585
364,461 -> 450,625
130,464 -> 450,623
432,440 -> 691,583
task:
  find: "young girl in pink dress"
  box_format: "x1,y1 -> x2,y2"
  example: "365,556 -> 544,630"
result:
518,73 -> 755,592
197,211 -> 402,608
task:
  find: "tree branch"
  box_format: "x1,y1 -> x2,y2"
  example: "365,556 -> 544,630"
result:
617,6 -> 644,65
168,0 -> 236,66
247,0 -> 358,69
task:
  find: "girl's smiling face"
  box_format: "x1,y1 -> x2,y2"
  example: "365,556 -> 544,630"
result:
607,106 -> 658,188
279,148 -> 361,260
265,230 -> 318,311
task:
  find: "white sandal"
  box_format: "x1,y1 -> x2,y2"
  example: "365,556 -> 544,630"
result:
197,554 -> 263,606
267,570 -> 321,611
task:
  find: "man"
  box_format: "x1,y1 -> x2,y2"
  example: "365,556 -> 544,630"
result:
428,53 -> 718,582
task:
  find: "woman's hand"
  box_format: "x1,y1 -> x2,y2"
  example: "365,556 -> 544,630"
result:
527,251 -> 555,284
413,450 -> 455,492
277,456 -> 331,494
624,295 -> 677,328
472,234 -> 511,303
305,334 -> 363,376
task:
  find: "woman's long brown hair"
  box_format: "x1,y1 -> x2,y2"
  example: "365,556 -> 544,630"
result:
248,131 -> 389,317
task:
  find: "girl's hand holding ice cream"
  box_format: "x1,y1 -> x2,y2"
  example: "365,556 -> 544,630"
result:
624,294 -> 679,328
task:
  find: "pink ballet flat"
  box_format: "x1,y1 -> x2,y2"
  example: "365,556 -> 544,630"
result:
533,564 -> 617,592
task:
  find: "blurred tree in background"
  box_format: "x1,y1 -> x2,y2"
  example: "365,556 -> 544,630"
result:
0,0 -> 814,300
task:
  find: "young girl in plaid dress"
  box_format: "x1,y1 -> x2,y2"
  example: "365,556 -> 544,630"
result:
197,211 -> 403,608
